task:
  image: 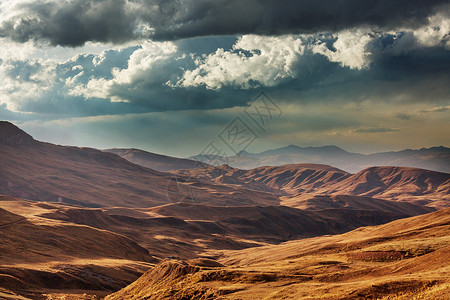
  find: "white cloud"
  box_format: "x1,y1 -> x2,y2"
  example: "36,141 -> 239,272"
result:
0,60 -> 56,111
69,40 -> 178,101
174,35 -> 305,89
419,105 -> 450,113
112,41 -> 178,85
310,29 -> 374,70
1,23 -> 448,115
0,36 -> 115,111
173,31 -> 377,90
414,12 -> 450,49
65,70 -> 84,86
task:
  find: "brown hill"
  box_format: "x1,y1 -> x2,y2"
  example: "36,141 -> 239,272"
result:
0,207 -> 24,227
106,208 -> 450,299
0,196 -> 261,260
174,163 -> 350,195
319,166 -> 450,208
0,121 -> 36,146
175,164 -> 450,209
281,194 -> 436,216
147,203 -> 416,240
0,122 -> 279,208
0,201 -> 157,299
105,259 -> 206,300
3,194 -> 429,262
105,148 -> 209,171
36,201 -> 417,256
0,207 -> 152,265
4,195 -> 433,299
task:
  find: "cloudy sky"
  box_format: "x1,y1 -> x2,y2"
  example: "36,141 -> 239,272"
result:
0,0 -> 449,157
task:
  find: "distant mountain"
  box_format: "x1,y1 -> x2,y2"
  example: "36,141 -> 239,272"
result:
190,145 -> 450,173
189,153 -> 224,164
2,121 -> 447,209
105,148 -> 209,172
256,145 -> 355,157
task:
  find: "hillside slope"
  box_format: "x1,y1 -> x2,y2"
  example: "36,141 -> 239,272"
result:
1,195 -> 432,262
0,122 -> 279,208
0,202 -> 155,299
319,166 -> 450,208
175,164 -> 450,209
106,208 -> 450,299
36,201 -> 429,256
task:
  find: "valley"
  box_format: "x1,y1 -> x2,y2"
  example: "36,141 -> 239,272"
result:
0,122 -> 448,299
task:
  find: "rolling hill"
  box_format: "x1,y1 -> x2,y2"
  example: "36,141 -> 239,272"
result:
175,164 -> 450,209
1,121 -> 448,299
0,200 -> 155,299
0,122 -> 279,208
0,193 -> 435,299
13,197 -> 431,258
106,208 -> 450,299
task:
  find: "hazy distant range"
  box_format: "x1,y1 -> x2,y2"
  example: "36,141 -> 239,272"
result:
190,145 -> 450,174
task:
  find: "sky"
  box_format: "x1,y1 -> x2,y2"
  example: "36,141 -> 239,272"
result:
0,0 -> 449,157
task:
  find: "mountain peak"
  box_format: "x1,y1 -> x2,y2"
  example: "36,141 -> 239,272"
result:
0,121 -> 36,146
237,150 -> 251,156
257,144 -> 349,157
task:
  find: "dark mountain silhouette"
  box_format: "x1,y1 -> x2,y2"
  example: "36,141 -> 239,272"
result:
105,148 -> 209,171
190,145 -> 450,173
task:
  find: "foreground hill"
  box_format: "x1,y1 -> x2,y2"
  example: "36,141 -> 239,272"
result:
191,144 -> 450,173
175,164 -> 450,209
106,148 -> 209,171
1,194 -> 434,299
0,198 -> 155,299
106,208 -> 450,299
0,122 -> 278,208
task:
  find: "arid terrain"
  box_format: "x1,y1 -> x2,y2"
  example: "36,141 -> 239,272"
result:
107,208 -> 450,299
0,122 -> 449,299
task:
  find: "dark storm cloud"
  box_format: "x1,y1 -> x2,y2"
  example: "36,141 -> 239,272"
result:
0,0 -> 136,46
354,127 -> 399,133
0,0 -> 448,46
6,35 -> 448,118
144,0 -> 448,40
395,113 -> 411,120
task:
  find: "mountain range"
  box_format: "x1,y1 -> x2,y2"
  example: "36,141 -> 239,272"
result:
191,144 -> 450,173
0,121 -> 449,299
174,163 -> 450,209
0,121 -> 278,208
